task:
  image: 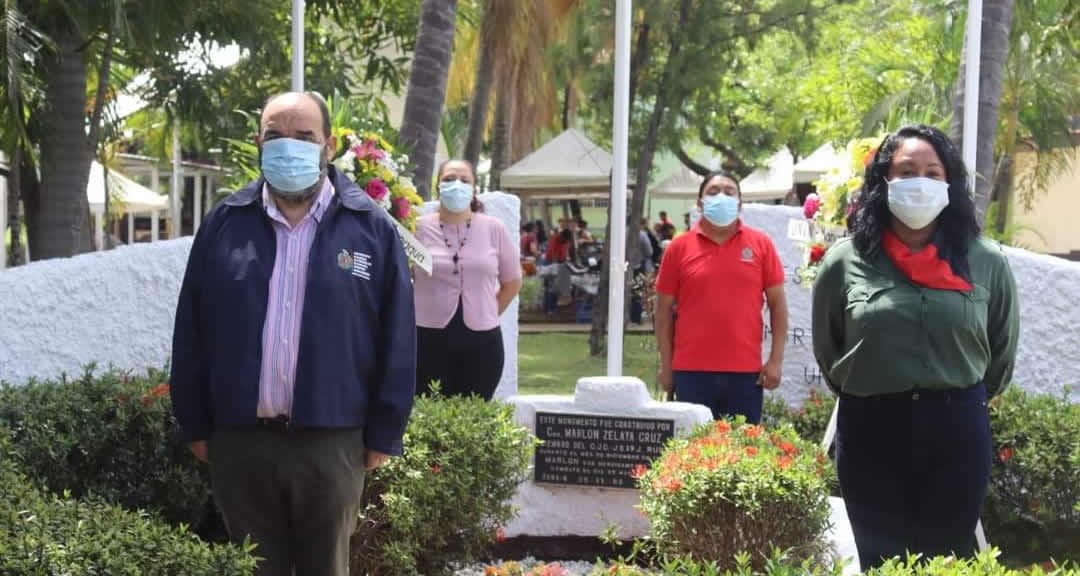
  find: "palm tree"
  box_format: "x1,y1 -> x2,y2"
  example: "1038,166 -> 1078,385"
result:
989,0 -> 1079,234
2,2 -> 51,266
400,0 -> 460,200
457,0 -> 580,184
950,0 -> 1015,224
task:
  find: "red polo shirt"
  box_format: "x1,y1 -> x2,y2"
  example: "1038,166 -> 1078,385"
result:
655,221 -> 784,372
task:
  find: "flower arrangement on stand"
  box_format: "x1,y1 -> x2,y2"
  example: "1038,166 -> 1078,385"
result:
332,128 -> 424,233
329,116 -> 432,273
791,136 -> 882,288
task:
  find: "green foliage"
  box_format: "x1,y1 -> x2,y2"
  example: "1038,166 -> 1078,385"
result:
984,387 -> 1080,565
593,546 -> 846,576
519,275 -> 544,313
0,366 -> 212,532
638,419 -> 833,571
866,548 -> 1078,576
350,388 -> 536,575
0,431 -> 256,576
761,389 -> 834,446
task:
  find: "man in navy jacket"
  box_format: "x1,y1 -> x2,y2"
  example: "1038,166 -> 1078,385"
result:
170,91 -> 415,576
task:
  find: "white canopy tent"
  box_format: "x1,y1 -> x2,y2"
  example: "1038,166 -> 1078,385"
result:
501,129 -> 634,199
649,164 -> 702,199
740,148 -> 794,202
793,143 -> 844,184
87,161 -> 169,250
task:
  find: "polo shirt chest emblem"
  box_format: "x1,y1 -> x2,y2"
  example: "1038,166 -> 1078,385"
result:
337,249 -> 372,280
741,247 -> 754,262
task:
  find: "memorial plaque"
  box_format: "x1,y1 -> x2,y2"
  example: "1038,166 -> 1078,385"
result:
533,412 -> 675,488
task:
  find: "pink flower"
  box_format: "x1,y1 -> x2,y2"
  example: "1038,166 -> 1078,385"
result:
393,196 -> 411,219
365,179 -> 389,201
352,138 -> 385,161
803,193 -> 821,219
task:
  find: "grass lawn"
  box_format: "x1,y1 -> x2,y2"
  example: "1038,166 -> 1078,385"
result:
517,332 -> 660,396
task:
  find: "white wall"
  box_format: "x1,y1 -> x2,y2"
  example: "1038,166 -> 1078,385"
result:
740,204 -> 1080,407
1,202 -> 1075,405
0,193 -> 522,398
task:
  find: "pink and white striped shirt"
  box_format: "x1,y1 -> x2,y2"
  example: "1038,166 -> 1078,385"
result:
256,179 -> 335,418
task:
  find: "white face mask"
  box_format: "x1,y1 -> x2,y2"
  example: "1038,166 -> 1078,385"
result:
887,177 -> 950,230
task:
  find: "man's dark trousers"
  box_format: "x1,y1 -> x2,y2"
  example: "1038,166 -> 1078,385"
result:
209,425 -> 367,576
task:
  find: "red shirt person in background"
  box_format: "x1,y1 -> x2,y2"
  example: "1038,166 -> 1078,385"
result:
653,170 -> 789,423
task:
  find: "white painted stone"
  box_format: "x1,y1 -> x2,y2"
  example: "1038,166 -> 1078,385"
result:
574,376 -> 652,412
1,202 -> 1075,407
504,377 -> 712,538
0,193 -> 523,397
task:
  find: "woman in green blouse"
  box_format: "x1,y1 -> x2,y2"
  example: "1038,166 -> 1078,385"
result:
812,125 -> 1019,569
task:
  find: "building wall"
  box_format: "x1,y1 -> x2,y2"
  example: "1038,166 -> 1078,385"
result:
1011,148 -> 1080,257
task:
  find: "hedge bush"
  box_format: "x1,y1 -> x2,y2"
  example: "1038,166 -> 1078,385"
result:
984,387 -> 1080,565
637,419 -> 834,571
761,389 -> 834,446
350,388 -> 536,575
0,366 -> 211,532
594,548 -> 1076,576
0,431 -> 257,576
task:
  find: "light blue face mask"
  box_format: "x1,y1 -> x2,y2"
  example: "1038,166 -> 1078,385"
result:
702,193 -> 739,227
261,137 -> 324,197
439,180 -> 474,213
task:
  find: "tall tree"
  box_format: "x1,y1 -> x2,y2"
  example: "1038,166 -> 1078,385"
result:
401,0 -> 459,200
461,0 -> 496,167
951,0 -> 1015,223
583,0 -> 827,356
989,0 -> 1079,234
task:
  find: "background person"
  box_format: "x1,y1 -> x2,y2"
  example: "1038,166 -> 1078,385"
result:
413,159 -> 522,400
654,170 -> 788,423
812,124 -> 1020,569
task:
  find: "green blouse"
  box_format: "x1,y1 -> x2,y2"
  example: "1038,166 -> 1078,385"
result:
811,236 -> 1020,398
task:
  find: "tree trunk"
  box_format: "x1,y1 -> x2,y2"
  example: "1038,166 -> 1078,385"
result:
462,2 -> 495,168
628,22 -> 650,118
6,149 -> 21,266
489,60 -> 515,191
590,0 -> 689,358
626,0 -> 691,283
28,25 -> 93,260
589,212 -> 612,356
950,0 -> 1015,224
993,152 -> 1013,233
400,0 -> 460,200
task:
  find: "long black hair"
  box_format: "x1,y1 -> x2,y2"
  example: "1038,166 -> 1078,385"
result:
850,124 -> 980,280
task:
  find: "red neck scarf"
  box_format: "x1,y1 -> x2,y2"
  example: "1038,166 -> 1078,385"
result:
882,229 -> 972,292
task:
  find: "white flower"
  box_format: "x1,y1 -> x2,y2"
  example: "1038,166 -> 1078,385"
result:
333,150 -> 357,173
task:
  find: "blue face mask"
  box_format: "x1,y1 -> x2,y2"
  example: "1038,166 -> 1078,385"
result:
439,180 -> 474,213
261,138 -> 324,197
702,193 -> 739,227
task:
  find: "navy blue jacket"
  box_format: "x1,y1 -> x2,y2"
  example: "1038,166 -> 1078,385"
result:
169,166 -> 416,455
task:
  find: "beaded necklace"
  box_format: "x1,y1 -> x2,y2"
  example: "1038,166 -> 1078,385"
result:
439,217 -> 472,275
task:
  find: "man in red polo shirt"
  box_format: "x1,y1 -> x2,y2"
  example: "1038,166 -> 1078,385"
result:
654,170 -> 788,423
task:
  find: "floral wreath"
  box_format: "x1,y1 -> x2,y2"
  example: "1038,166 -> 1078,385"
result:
792,136 -> 883,288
